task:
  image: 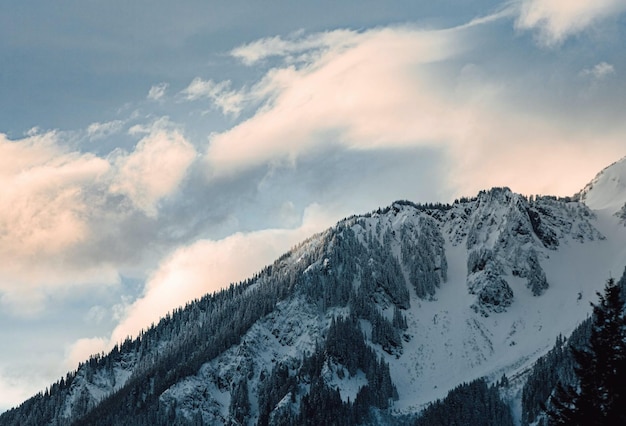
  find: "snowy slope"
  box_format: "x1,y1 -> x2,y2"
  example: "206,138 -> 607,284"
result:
579,155 -> 626,213
151,188 -> 626,424
5,159 -> 626,426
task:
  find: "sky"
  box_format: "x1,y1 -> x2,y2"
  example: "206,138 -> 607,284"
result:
1,0 -> 626,412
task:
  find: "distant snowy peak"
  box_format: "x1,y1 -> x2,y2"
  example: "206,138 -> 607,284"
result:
578,155 -> 626,213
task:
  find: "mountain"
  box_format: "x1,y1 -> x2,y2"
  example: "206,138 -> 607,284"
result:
578,156 -> 626,213
3,157 -> 626,425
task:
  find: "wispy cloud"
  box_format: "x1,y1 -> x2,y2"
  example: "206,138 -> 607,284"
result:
180,78 -> 244,115
147,82 -> 169,101
203,23 -> 626,198
87,120 -> 125,140
515,0 -> 626,46
580,62 -> 616,79
231,29 -> 360,65
206,26 -> 462,177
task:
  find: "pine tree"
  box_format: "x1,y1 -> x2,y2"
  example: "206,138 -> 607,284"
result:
548,279 -> 626,425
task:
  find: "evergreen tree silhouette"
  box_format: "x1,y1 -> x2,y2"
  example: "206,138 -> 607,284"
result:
548,279 -> 626,425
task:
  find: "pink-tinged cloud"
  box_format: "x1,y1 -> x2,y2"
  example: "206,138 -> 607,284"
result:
110,129 -> 197,217
0,132 -> 119,314
204,25 -> 626,197
443,111 -> 626,198
516,0 -> 626,46
205,27 -> 462,177
0,126 -> 198,315
65,337 -> 108,370
109,204 -> 341,344
0,133 -> 108,257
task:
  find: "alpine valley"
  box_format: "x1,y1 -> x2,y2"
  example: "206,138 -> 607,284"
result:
4,157 -> 626,426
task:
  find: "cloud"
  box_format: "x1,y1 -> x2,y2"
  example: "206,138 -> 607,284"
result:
147,82 -> 169,101
231,29 -> 360,65
205,26 -> 462,177
0,132 -> 117,312
203,24 -> 626,198
85,305 -> 108,324
516,0 -> 626,46
180,78 -> 244,115
87,120 -> 125,140
0,369 -> 41,413
109,129 -> 197,217
109,203 -> 340,344
65,337 -> 108,370
0,124 -> 198,315
580,62 -> 616,79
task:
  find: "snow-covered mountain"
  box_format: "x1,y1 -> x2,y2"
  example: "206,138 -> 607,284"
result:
3,157 -> 626,426
578,156 -> 626,213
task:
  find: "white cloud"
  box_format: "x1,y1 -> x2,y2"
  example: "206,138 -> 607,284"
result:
87,120 -> 124,140
147,82 -> 169,101
109,129 -> 197,216
109,203 -> 340,344
180,78 -> 244,115
85,305 -> 107,324
231,29 -> 360,65
182,78 -> 229,101
580,62 -> 616,79
516,0 -> 626,46
128,115 -> 175,136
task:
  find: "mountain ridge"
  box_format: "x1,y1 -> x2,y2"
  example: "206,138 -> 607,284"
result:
3,158 -> 626,425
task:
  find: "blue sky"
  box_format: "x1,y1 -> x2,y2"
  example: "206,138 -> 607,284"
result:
1,0 -> 626,411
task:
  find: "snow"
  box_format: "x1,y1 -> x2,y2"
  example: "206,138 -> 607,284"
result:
372,188 -> 626,420
60,352 -> 138,420
40,158 -> 626,425
323,360 -> 368,403
580,156 -> 626,212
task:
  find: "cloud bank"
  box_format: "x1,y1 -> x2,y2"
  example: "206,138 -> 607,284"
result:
202,24 -> 624,196
0,126 -> 197,314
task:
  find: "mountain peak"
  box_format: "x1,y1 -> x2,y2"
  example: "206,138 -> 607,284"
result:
2,171 -> 625,425
578,156 -> 626,212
